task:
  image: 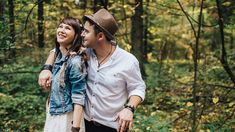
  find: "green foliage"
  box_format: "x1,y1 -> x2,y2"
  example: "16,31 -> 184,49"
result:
0,0 -> 234,131
132,111 -> 172,132
0,95 -> 46,131
0,64 -> 47,131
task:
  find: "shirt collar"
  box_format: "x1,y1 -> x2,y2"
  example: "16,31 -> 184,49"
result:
88,45 -> 120,60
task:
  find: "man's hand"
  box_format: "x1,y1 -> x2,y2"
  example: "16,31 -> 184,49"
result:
38,70 -> 52,91
117,108 -> 133,132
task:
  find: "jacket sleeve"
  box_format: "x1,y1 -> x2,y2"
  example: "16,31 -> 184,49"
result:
69,56 -> 87,106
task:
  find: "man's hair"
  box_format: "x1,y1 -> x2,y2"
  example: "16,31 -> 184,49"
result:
86,20 -> 111,42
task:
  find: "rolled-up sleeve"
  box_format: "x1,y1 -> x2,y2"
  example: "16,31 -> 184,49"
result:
126,60 -> 146,101
69,56 -> 87,106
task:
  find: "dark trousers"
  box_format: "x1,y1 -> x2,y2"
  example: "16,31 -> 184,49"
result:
85,119 -> 117,132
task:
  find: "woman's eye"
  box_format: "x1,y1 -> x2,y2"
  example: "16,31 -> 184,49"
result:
58,25 -> 63,28
65,26 -> 71,30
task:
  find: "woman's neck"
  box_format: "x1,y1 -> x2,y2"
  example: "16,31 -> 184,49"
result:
60,45 -> 71,55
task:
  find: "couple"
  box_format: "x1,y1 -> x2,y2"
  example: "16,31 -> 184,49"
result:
38,9 -> 146,132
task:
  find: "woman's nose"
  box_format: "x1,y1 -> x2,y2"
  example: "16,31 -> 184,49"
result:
81,30 -> 85,37
58,28 -> 65,33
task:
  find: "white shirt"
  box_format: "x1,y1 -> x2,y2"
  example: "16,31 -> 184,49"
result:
84,46 -> 146,129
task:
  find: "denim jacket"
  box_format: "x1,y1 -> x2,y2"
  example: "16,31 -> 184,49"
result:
49,53 -> 87,115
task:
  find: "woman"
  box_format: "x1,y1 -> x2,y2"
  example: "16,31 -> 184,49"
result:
43,17 -> 87,132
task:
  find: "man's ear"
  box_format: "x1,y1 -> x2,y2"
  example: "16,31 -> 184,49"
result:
97,32 -> 105,41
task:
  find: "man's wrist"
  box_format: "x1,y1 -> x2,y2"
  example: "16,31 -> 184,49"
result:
124,104 -> 135,113
41,64 -> 53,72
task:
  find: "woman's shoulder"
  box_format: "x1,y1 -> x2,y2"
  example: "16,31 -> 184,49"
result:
68,54 -> 82,66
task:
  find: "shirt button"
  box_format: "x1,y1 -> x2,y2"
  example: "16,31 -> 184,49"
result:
97,70 -> 99,72
94,82 -> 97,85
93,94 -> 95,96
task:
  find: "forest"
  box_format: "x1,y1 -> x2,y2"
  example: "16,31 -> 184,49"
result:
0,0 -> 234,131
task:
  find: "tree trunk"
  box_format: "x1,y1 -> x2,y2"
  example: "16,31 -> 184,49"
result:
8,0 -> 16,59
230,29 -> 234,49
93,0 -> 98,13
216,0 -> 235,84
130,0 -> 146,77
0,0 -> 4,21
38,0 -> 44,48
143,0 -> 149,62
100,0 -> 108,9
8,0 -> 15,44
191,0 -> 204,131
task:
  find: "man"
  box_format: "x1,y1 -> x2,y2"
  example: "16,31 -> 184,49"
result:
39,9 -> 146,132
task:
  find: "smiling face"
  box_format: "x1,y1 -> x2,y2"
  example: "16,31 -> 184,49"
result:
56,23 -> 76,48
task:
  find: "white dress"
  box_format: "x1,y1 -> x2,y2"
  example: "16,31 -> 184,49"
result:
44,103 -> 85,132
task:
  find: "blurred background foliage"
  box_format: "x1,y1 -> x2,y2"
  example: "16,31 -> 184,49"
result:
0,0 -> 234,131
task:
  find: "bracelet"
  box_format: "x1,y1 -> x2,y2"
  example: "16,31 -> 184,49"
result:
71,126 -> 80,132
41,64 -> 53,72
124,104 -> 135,113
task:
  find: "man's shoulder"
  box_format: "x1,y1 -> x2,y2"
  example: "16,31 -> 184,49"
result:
117,47 -> 138,62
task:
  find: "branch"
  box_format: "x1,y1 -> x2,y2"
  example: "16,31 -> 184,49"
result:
216,0 -> 235,84
171,112 -> 188,124
0,71 -> 39,74
0,0 -> 45,44
121,0 -> 131,45
25,0 -> 44,30
191,0 -> 204,130
176,0 -> 197,39
203,83 -> 235,90
159,2 -> 217,27
216,106 -> 235,130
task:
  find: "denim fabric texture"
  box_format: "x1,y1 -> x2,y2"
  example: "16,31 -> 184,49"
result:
49,53 -> 87,115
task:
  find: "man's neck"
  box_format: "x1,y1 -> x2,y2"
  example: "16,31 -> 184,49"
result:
94,42 -> 113,59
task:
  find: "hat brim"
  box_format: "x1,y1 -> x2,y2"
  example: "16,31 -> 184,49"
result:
83,15 -> 114,40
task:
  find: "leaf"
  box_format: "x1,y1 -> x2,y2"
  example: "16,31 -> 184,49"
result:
222,2 -> 231,6
229,102 -> 234,107
186,102 -> 193,107
212,97 -> 219,104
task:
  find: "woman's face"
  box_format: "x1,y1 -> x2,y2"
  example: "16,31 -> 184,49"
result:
56,23 -> 75,47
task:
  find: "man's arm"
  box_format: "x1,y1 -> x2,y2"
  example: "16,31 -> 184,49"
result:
118,59 -> 146,132
117,95 -> 142,132
38,50 -> 55,90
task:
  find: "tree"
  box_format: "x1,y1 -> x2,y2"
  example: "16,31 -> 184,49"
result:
0,0 -> 4,21
38,0 -> 44,48
8,0 -> 15,44
131,0 -> 146,77
216,0 -> 235,84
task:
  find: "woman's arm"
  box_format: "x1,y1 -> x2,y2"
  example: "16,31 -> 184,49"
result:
38,50 -> 55,90
69,56 -> 87,131
72,104 -> 83,130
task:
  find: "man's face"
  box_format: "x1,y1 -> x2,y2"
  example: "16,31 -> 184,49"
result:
81,21 -> 97,48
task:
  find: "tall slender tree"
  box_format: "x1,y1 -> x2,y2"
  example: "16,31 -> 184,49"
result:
216,0 -> 235,84
0,0 -> 4,21
38,0 -> 44,48
8,0 -> 15,44
100,0 -> 108,9
131,0 -> 146,77
143,0 -> 149,62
